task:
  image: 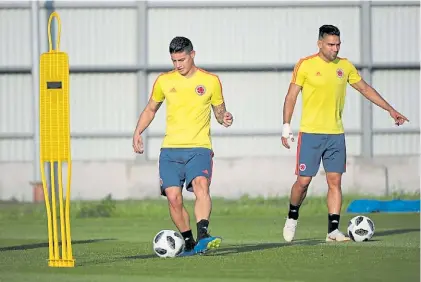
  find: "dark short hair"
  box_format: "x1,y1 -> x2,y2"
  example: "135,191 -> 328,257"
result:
169,36 -> 193,54
318,25 -> 340,39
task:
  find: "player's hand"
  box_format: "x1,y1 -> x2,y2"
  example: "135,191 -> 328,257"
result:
389,109 -> 409,126
281,123 -> 294,149
132,132 -> 144,154
222,112 -> 233,127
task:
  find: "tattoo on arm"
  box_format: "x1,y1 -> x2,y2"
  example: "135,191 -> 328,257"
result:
135,101 -> 162,136
147,100 -> 163,113
212,102 -> 226,124
153,102 -> 163,112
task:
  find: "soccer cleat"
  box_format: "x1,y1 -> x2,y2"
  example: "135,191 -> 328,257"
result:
177,240 -> 199,257
326,229 -> 351,242
194,236 -> 222,254
283,218 -> 298,242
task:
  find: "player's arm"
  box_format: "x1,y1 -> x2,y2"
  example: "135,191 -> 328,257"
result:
281,60 -> 305,149
283,83 -> 302,125
134,76 -> 165,136
212,102 -> 226,125
351,79 -> 395,112
133,76 -> 164,153
349,66 -> 409,125
133,97 -> 163,136
283,60 -> 305,124
211,77 -> 233,127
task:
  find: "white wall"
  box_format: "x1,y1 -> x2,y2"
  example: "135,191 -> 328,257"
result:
0,2 -> 419,201
147,7 -> 362,65
0,3 -> 419,163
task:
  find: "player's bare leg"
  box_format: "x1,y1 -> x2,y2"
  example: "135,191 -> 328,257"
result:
283,176 -> 312,242
191,176 -> 221,253
192,176 -> 212,224
325,172 -> 350,242
290,176 -> 312,206
165,187 -> 196,251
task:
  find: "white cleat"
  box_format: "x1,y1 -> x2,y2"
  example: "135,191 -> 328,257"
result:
283,218 -> 298,242
326,229 -> 351,242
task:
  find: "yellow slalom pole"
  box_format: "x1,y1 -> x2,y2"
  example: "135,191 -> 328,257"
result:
50,162 -> 59,264
65,161 -> 73,261
57,161 -> 68,263
40,163 -> 54,262
39,11 -> 75,268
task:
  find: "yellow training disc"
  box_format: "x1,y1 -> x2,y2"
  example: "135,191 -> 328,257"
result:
39,11 -> 74,268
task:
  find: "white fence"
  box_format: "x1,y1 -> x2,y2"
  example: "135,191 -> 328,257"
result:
0,1 -> 419,201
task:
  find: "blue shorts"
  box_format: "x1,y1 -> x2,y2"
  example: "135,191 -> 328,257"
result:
158,148 -> 214,196
296,133 -> 346,177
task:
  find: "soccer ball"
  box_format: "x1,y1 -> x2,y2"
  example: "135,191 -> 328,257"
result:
347,215 -> 375,242
152,229 -> 185,258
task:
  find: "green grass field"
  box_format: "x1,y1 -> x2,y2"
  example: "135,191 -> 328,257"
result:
0,196 -> 419,282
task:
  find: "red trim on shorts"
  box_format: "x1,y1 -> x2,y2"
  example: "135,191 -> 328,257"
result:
295,132 -> 303,175
209,150 -> 214,183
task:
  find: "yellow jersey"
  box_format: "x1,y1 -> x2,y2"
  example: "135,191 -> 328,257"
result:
150,68 -> 224,149
291,54 -> 362,134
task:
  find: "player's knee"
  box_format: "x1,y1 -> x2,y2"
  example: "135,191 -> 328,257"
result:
165,188 -> 183,209
296,176 -> 311,191
191,176 -> 210,198
326,173 -> 342,190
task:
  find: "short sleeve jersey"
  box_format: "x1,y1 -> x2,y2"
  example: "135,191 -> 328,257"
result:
291,54 -> 362,134
150,69 -> 224,149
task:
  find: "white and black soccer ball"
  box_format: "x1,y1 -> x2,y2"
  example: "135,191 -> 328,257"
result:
152,229 -> 185,258
347,215 -> 375,242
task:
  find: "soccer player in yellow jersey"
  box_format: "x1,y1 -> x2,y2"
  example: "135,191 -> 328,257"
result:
281,25 -> 408,242
132,37 -> 233,256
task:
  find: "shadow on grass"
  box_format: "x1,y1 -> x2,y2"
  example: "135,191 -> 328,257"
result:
205,238 -> 323,257
80,252 -> 157,266
0,238 -> 116,252
84,237 -> 401,266
116,238 -> 324,262
374,228 -> 419,237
